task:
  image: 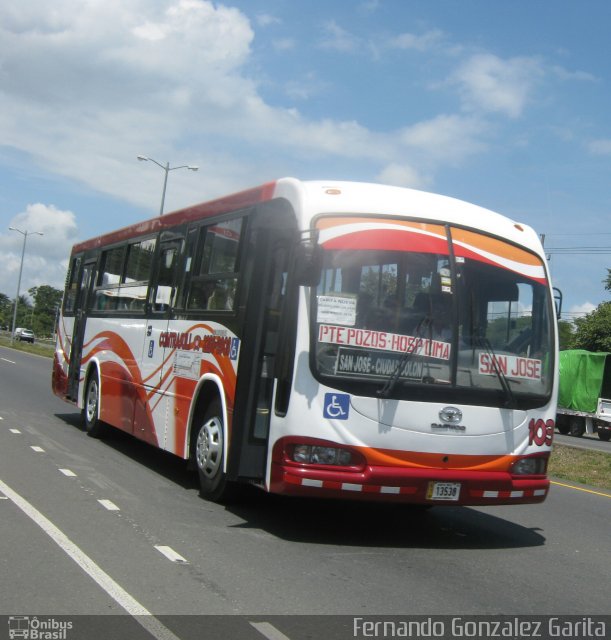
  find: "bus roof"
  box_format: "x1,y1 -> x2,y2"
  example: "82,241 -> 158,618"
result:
71,178 -> 542,257
72,181 -> 277,253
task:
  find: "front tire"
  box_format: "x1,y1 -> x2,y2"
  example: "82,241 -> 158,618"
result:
194,400 -> 237,502
83,372 -> 106,438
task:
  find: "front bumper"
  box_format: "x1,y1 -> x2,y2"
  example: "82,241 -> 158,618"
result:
270,463 -> 549,505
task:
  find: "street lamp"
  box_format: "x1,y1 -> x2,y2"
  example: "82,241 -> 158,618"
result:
137,155 -> 198,215
8,227 -> 43,342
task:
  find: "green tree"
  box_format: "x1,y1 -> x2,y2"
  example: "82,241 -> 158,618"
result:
0,293 -> 11,328
566,268 -> 611,352
29,285 -> 63,336
557,319 -> 575,350
571,302 -> 611,352
15,294 -> 33,329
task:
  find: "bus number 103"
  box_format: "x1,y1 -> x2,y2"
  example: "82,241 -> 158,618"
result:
529,418 -> 554,447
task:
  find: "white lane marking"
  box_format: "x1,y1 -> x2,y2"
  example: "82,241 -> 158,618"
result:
59,469 -> 77,477
98,499 -> 120,511
154,545 -> 188,564
10,429 -> 21,434
31,446 -> 45,452
0,478 -> 182,640
1,358 -> 16,364
250,621 -> 293,640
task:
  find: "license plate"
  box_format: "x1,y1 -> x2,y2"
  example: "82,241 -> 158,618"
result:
427,481 -> 461,501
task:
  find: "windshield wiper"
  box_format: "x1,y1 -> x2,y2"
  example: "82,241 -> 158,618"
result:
473,334 -> 516,408
377,343 -> 419,398
377,320 -> 432,399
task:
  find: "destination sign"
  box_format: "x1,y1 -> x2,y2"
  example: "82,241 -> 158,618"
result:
335,348 -> 424,380
318,324 -> 451,361
479,353 -> 542,381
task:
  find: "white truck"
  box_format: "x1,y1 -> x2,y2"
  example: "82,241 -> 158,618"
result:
556,349 -> 611,441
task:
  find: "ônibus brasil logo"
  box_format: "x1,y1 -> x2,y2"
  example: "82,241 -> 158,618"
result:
8,616 -> 73,640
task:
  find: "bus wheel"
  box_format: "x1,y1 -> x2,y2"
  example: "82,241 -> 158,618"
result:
83,372 -> 106,438
194,401 -> 236,502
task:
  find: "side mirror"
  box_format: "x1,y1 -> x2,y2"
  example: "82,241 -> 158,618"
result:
294,242 -> 322,287
553,287 -> 563,319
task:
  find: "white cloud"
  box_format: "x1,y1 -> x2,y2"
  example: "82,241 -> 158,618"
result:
569,302 -> 596,317
0,1 -> 256,206
256,13 -> 281,28
318,21 -> 360,53
358,0 -> 380,13
273,38 -> 296,52
376,163 -> 431,190
551,65 -> 597,83
389,30 -> 444,52
399,114 -> 488,165
587,139 -> 611,155
284,72 -> 328,101
0,204 -> 78,296
0,1 -> 498,233
451,53 -> 544,118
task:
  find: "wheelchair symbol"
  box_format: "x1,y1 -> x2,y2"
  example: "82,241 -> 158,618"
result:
323,393 -> 350,420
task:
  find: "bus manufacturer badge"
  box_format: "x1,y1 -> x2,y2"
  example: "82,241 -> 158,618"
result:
439,406 -> 462,423
431,406 -> 466,432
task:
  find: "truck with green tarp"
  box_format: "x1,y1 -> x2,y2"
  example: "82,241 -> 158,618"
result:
556,349 -> 611,441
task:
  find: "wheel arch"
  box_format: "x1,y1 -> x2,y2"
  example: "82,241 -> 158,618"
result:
80,358 -> 101,413
185,374 -> 229,471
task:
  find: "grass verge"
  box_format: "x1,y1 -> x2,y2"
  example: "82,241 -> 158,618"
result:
549,444 -> 611,491
0,335 -> 54,358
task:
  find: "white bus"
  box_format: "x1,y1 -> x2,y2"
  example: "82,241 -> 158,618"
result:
53,178 -> 557,505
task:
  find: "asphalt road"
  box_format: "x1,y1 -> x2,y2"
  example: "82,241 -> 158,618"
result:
1,346 -> 609,640
554,431 -> 611,452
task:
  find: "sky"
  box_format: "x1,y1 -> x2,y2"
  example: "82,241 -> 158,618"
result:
1,0 -> 610,319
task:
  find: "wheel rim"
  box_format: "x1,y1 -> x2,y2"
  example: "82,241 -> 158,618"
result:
86,379 -> 98,423
196,416 -> 223,479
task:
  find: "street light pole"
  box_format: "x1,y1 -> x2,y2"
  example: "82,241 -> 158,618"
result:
8,227 -> 43,342
137,155 -> 198,215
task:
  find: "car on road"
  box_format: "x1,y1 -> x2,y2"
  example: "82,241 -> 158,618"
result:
14,327 -> 35,343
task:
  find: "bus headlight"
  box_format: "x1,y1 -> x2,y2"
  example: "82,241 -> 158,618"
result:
292,444 -> 353,466
510,457 -> 547,475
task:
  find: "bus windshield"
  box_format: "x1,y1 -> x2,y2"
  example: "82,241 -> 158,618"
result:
312,218 -> 554,409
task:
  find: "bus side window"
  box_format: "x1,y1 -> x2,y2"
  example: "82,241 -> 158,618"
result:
152,246 -> 179,312
63,256 -> 82,314
186,217 -> 244,312
176,227 -> 198,309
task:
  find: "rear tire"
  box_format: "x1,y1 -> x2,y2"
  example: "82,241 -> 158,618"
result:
556,415 -> 570,435
598,429 -> 611,442
194,400 -> 238,503
83,372 -> 106,438
569,417 -> 585,437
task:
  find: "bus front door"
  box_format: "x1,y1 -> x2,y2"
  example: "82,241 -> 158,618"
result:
229,224 -> 292,481
67,261 -> 95,402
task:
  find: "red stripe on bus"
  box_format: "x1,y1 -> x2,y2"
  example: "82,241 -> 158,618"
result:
72,181 -> 277,253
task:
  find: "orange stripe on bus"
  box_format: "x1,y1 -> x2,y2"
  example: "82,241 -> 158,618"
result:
451,228 -> 542,266
315,217 -> 447,237
360,446 -> 516,472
